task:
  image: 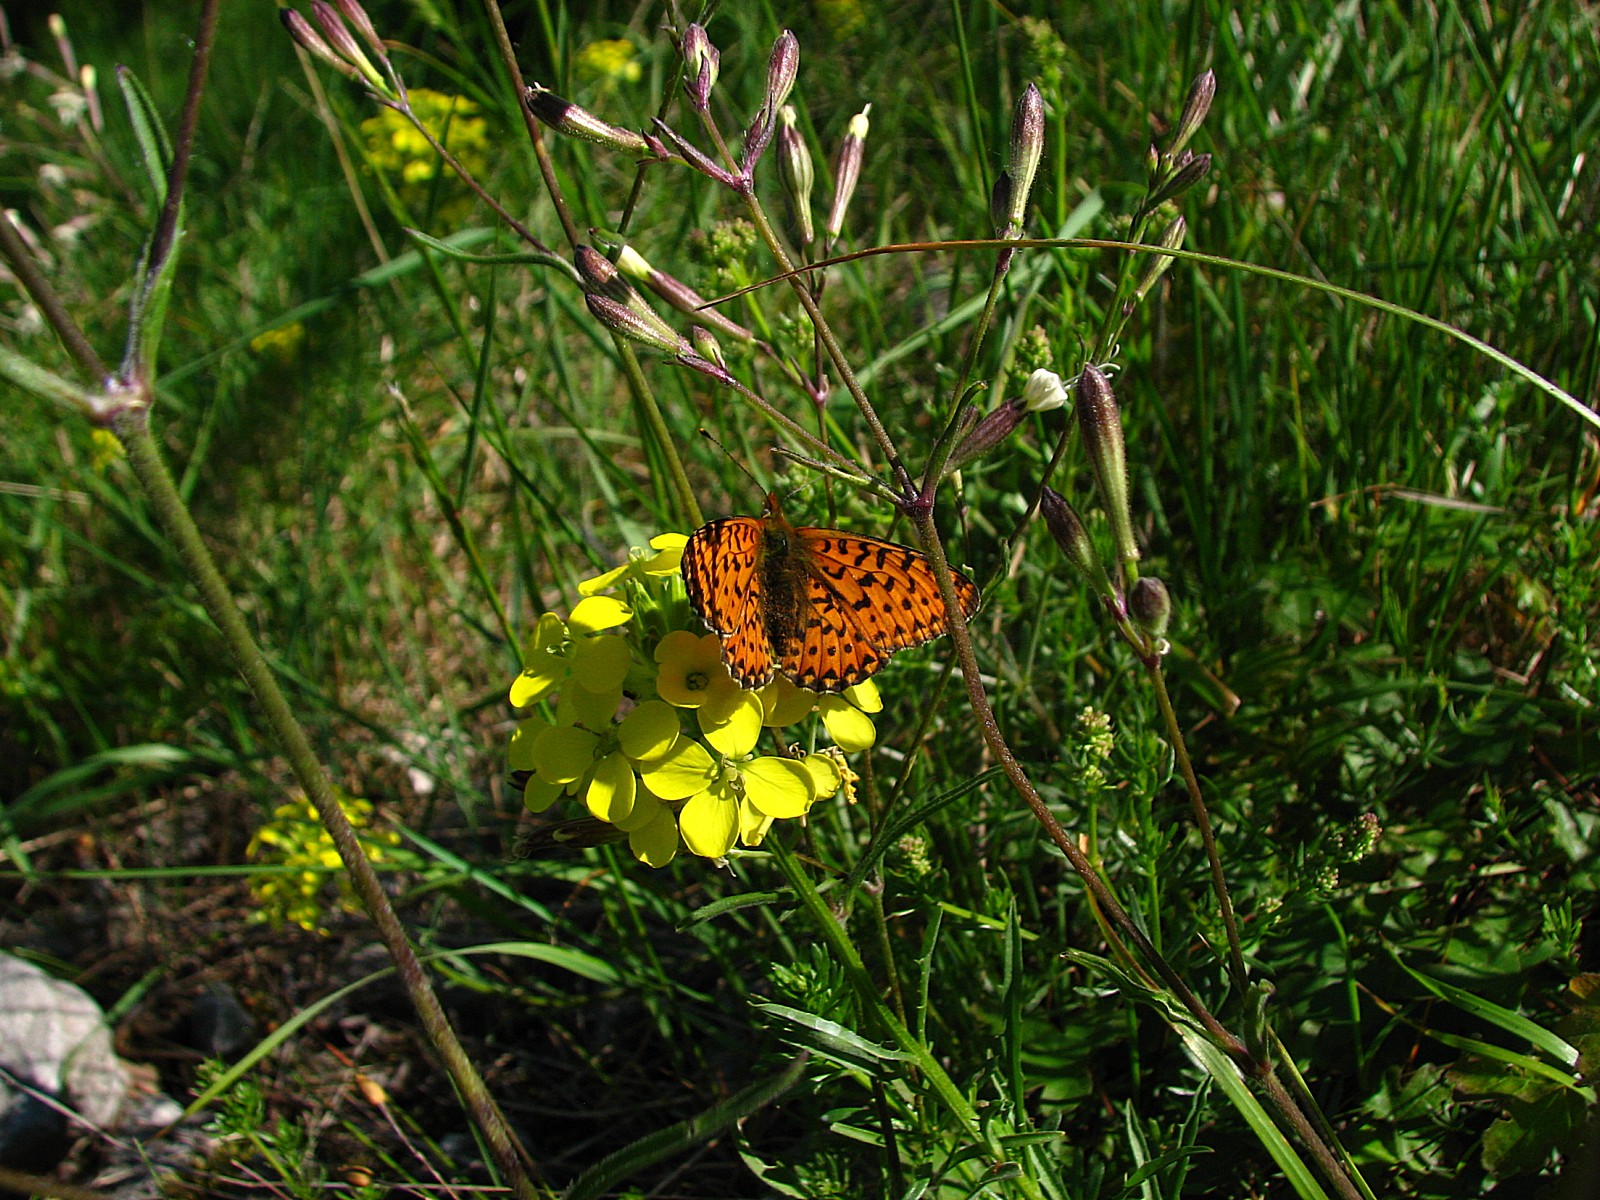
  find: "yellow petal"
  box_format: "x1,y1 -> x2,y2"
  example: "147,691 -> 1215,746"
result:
679,782 -> 739,857
619,700 -> 680,762
843,678 -> 883,713
533,724 -> 599,784
573,633 -> 633,690
700,689 -> 763,757
738,798 -> 774,848
558,680 -> 621,729
760,676 -> 816,728
741,756 -> 813,819
641,534 -> 688,575
523,776 -> 564,813
819,696 -> 876,752
578,562 -> 631,595
801,752 -> 842,800
584,752 -> 636,823
507,714 -> 552,771
628,804 -> 680,867
637,737 -> 717,800
569,594 -> 632,634
510,659 -> 566,708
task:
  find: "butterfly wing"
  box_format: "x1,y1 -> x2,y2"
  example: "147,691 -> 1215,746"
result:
785,529 -> 981,690
681,515 -> 777,688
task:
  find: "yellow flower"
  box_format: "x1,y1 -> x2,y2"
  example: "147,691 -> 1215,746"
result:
509,601 -> 633,721
758,676 -> 880,752
514,699 -> 680,827
576,38 -> 642,86
654,630 -> 762,756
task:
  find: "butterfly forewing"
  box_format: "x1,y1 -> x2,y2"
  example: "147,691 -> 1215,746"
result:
681,498 -> 981,694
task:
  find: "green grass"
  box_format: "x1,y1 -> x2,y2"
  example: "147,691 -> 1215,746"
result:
2,1 -> 1597,1197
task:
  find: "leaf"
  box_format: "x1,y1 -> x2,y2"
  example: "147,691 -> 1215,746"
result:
564,1053 -> 806,1200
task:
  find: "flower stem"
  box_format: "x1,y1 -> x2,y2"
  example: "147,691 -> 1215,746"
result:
115,405 -> 539,1200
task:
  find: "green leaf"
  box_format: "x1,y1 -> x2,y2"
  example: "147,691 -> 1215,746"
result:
754,1001 -> 913,1072
115,65 -> 173,201
564,1053 -> 806,1200
1392,949 -> 1581,1069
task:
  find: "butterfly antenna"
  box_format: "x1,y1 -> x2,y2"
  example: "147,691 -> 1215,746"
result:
697,428 -> 774,503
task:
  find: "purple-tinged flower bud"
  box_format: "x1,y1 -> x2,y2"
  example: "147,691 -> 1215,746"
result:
1166,69 -> 1215,160
334,0 -> 386,64
825,106 -> 870,241
1127,216 -> 1186,313
614,245 -> 755,344
309,0 -> 384,90
1022,367 -> 1067,412
681,24 -> 719,110
691,327 -> 726,370
998,83 -> 1044,239
777,106 -> 816,246
989,172 -> 1013,240
1128,576 -> 1171,640
525,85 -> 650,153
281,8 -> 360,80
741,30 -> 800,174
1076,364 -> 1138,564
946,398 -> 1025,473
584,294 -> 694,356
1040,487 -> 1116,601
1147,151 -> 1211,211
576,246 -> 694,355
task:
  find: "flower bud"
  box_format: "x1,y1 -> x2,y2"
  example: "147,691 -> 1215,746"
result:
947,399 -> 1025,473
1166,69 -> 1215,161
681,24 -> 719,109
1076,364 -> 1138,564
741,30 -> 800,173
825,106 -> 870,241
309,0 -> 384,91
524,85 -> 650,153
1022,367 -> 1067,412
613,245 -> 755,344
777,106 -> 816,246
691,327 -> 726,370
1128,576 -> 1171,640
577,246 -> 694,355
1146,151 -> 1212,211
281,8 -> 361,80
584,294 -> 694,356
1040,487 -> 1116,601
1127,216 -> 1186,313
998,83 -> 1045,239
334,0 -> 386,63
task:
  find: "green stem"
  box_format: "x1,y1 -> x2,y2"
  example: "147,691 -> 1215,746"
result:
770,839 -> 1043,1200
115,406 -> 540,1200
1147,662 -> 1249,998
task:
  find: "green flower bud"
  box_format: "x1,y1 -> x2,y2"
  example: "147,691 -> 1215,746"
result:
681,24 -> 719,109
999,83 -> 1045,238
1127,576 -> 1171,640
281,8 -> 361,81
1040,487 -> 1117,602
1076,364 -> 1138,564
777,106 -> 816,245
947,398 -> 1025,473
825,106 -> 870,240
741,30 -> 800,173
1166,69 -> 1215,161
613,245 -> 755,344
525,84 -> 650,153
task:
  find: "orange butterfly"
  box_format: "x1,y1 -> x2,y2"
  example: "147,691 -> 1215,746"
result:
680,494 -> 981,692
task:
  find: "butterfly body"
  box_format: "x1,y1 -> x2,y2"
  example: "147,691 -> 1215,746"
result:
681,495 -> 980,692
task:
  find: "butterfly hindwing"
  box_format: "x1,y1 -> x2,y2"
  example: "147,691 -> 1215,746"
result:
798,528 -> 981,652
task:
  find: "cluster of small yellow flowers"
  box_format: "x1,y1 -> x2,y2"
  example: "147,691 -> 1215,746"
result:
508,535 -> 882,867
247,792 -> 400,934
575,38 -> 643,86
359,89 -> 489,226
249,321 -> 306,365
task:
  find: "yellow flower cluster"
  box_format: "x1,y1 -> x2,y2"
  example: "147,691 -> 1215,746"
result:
575,38 -> 643,86
508,535 -> 882,866
246,792 -> 400,934
360,89 -> 489,226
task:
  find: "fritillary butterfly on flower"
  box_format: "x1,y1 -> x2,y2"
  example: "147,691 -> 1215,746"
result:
681,494 -> 981,692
